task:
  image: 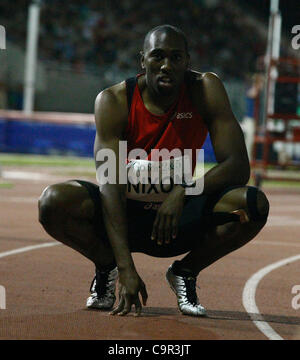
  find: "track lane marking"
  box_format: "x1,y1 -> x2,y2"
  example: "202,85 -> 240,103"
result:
0,242 -> 60,259
1,241 -> 299,340
242,254 -> 300,340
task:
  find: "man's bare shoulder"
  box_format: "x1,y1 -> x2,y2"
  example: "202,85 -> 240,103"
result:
186,70 -> 221,89
94,81 -> 129,137
187,71 -> 226,120
95,80 -> 128,115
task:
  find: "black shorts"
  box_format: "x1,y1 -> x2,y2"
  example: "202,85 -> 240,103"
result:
75,180 -> 239,258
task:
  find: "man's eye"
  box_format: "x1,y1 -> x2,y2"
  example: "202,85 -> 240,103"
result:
153,54 -> 163,60
173,54 -> 182,61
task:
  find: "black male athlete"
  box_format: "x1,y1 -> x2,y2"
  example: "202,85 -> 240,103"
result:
38,25 -> 269,317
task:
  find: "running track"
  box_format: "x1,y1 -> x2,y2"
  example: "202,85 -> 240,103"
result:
1,169 -> 300,340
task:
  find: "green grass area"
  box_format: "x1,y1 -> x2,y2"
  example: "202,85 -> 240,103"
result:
0,182 -> 14,188
0,153 -> 94,167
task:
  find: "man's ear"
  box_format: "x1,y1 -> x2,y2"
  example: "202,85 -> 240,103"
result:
140,51 -> 145,70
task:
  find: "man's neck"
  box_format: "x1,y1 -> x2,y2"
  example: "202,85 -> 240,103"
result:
140,77 -> 181,115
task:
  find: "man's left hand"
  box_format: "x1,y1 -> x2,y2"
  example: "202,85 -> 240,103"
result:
151,185 -> 185,245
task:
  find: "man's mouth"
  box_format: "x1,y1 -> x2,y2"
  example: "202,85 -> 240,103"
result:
158,76 -> 174,87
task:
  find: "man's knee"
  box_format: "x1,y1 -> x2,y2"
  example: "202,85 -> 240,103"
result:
207,186 -> 269,230
38,181 -> 96,233
246,187 -> 269,224
38,184 -> 64,228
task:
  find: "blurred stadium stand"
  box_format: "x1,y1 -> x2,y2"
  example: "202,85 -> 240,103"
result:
0,0 -> 298,160
0,0 -> 271,112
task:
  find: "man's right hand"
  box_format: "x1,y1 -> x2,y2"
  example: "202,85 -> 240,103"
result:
110,269 -> 148,317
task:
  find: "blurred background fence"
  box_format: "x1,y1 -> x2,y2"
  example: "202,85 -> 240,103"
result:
0,39 -> 247,117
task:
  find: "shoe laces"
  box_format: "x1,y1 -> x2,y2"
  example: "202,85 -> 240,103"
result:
90,270 -> 113,298
183,276 -> 198,306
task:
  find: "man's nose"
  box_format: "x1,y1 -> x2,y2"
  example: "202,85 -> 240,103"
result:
161,57 -> 172,72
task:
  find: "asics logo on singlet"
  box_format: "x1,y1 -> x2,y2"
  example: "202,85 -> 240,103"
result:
176,112 -> 193,119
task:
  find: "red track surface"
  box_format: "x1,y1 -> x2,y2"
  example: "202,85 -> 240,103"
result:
1,170 -> 300,340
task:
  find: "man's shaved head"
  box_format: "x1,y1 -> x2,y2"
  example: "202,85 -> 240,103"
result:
140,24 -> 190,97
143,25 -> 189,54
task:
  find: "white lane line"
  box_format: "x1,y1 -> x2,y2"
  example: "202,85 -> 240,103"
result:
0,242 -> 60,259
1,170 -> 66,182
242,254 -> 300,340
2,170 -> 52,181
254,240 -> 300,248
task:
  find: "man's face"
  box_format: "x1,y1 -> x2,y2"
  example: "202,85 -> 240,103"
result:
141,31 -> 190,96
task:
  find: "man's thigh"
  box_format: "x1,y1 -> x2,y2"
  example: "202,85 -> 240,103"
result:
70,181 -> 207,258
85,184 -> 259,258
127,195 -> 209,258
127,186 -> 257,258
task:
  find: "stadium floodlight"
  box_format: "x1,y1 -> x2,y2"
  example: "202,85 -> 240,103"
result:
23,0 -> 42,114
0,25 -> 5,50
262,0 -> 282,126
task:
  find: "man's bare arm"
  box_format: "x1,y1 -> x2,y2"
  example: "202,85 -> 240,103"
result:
94,86 -> 147,315
197,72 -> 250,194
94,87 -> 134,271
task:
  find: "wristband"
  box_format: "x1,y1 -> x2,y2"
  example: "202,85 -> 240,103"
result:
179,179 -> 196,188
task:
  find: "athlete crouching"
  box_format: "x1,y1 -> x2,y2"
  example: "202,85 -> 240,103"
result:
38,25 -> 269,317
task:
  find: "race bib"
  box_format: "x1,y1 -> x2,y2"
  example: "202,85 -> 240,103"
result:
126,156 -> 193,202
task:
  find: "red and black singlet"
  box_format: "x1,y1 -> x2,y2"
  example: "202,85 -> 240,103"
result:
125,73 -> 208,173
